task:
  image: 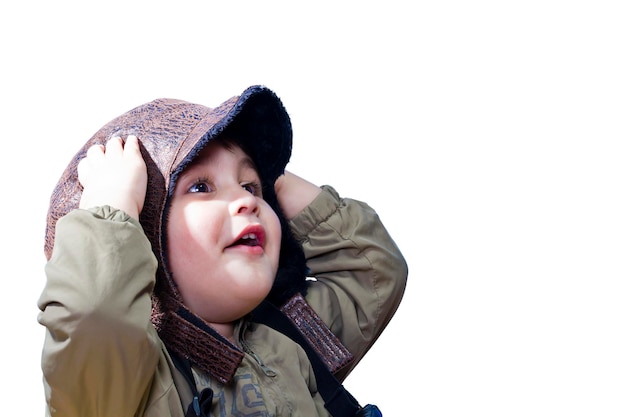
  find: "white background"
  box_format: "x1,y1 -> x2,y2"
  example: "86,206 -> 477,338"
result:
1,1 -> 625,416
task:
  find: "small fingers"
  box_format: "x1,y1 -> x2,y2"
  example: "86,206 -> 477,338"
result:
125,134 -> 138,145
79,143 -> 106,186
84,135 -> 138,158
104,136 -> 125,156
123,135 -> 141,155
85,143 -> 106,159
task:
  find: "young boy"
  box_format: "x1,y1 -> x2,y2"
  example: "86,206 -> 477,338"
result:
38,85 -> 408,416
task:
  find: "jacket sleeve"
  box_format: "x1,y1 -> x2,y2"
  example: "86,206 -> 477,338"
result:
37,207 -> 162,417
289,186 -> 408,377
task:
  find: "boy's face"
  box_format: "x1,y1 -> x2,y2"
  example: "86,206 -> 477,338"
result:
166,141 -> 282,325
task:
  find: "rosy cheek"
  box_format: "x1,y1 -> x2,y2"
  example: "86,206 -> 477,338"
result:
167,222 -> 194,261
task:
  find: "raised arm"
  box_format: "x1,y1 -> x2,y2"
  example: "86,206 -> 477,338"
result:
277,172 -> 408,379
38,135 -> 160,416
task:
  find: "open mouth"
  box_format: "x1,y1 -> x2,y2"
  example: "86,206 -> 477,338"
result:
228,226 -> 266,249
234,232 -> 261,247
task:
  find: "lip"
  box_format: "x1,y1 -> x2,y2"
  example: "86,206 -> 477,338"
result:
227,224 -> 266,249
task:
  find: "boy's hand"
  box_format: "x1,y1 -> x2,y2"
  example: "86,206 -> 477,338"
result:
77,135 -> 148,220
274,171 -> 322,220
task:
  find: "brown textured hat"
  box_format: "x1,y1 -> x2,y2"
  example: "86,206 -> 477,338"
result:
44,85 -> 308,383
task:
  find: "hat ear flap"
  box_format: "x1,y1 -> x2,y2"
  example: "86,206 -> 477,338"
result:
263,188 -> 308,306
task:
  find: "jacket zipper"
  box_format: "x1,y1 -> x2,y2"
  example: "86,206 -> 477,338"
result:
240,337 -> 277,377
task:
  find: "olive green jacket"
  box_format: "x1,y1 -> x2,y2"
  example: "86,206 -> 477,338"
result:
38,186 -> 408,416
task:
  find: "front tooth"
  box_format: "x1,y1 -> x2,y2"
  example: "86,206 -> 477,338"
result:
243,233 -> 257,240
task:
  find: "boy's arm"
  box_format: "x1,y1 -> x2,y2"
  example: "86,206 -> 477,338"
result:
38,135 -> 159,416
38,208 -> 161,416
282,179 -> 408,379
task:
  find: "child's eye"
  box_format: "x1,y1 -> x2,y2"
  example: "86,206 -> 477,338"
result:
242,182 -> 261,196
188,180 -> 212,193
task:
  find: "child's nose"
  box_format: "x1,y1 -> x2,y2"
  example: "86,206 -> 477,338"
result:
229,188 -> 259,216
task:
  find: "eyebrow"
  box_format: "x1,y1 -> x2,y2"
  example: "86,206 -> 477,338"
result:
239,154 -> 258,173
177,151 -> 260,185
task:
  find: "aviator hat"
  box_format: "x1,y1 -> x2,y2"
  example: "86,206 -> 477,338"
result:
44,85 -> 309,383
